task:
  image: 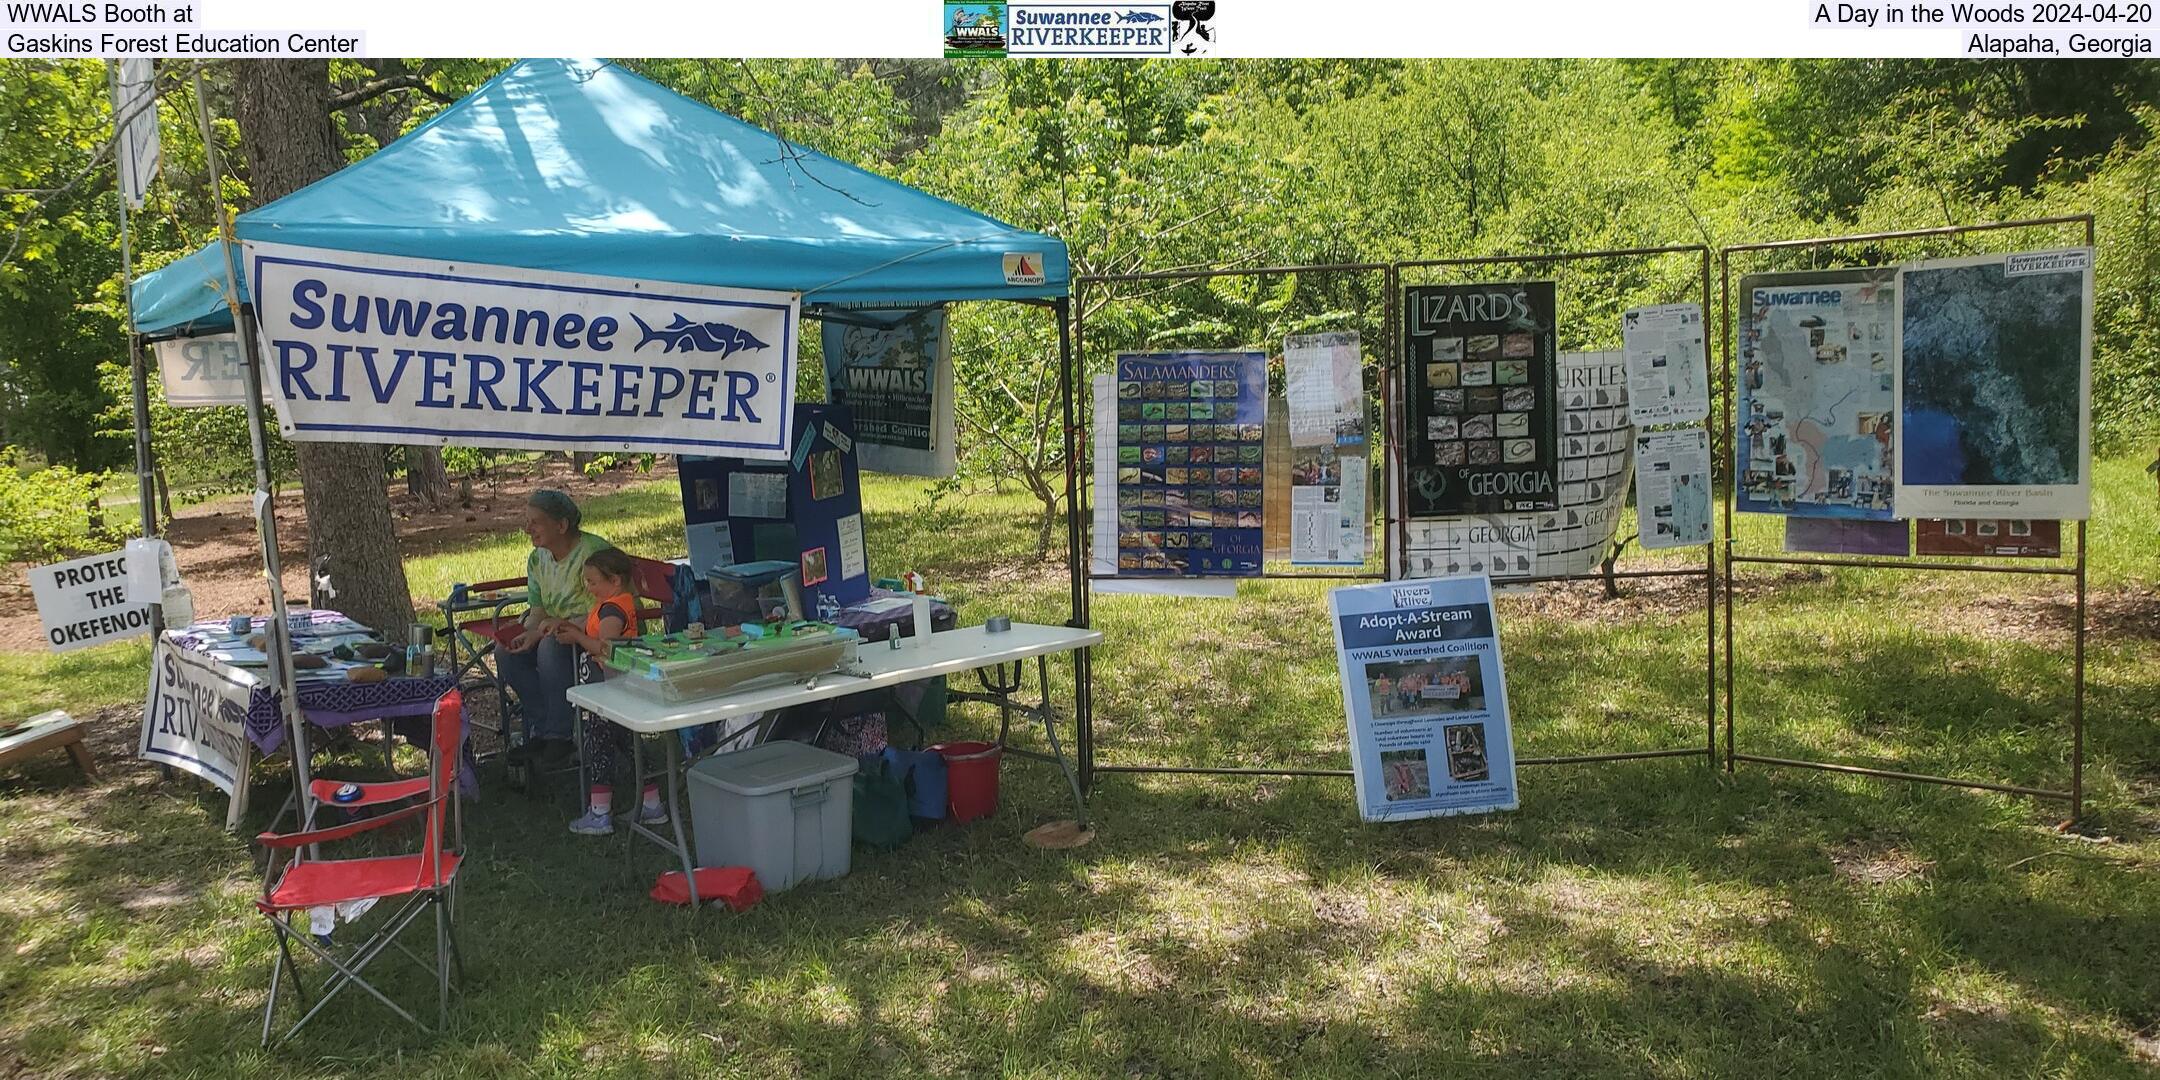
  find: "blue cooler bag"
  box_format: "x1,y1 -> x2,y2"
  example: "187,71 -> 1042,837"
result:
882,746 -> 949,821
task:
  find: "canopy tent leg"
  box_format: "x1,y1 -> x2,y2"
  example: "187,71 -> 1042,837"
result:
191,67 -> 315,829
1054,296 -> 1093,796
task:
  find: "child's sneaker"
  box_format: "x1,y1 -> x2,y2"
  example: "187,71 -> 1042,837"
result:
568,809 -> 614,836
636,802 -> 669,826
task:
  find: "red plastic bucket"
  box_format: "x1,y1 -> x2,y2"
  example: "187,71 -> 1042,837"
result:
930,741 -> 1001,823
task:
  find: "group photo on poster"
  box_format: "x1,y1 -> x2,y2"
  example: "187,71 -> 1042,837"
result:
1330,575 -> 1519,822
1403,281 -> 1560,518
1112,351 -> 1268,577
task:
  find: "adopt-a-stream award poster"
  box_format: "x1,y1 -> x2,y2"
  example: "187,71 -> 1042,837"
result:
1112,351 -> 1267,577
1403,281 -> 1560,518
1329,576 -> 1519,822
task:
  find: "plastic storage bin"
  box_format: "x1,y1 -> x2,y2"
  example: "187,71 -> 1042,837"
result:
687,740 -> 859,893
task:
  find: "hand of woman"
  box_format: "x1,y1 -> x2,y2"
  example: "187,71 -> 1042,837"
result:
507,627 -> 544,653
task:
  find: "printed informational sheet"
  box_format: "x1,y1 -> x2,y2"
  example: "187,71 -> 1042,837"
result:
685,520 -> 735,575
835,513 -> 867,580
1403,281 -> 1560,517
1736,267 -> 1897,519
727,470 -> 789,519
1894,248 -> 2094,520
1285,331 -> 1366,450
1783,517 -> 1911,556
1286,331 -> 1369,566
1113,351 -> 1267,577
1329,575 -> 1518,822
820,304 -> 957,478
1623,303 -> 1709,425
1634,427 -> 1712,549
1402,350 -> 1634,581
1915,518 -> 2062,558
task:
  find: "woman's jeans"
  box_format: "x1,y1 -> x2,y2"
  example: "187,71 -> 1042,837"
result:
499,636 -> 576,743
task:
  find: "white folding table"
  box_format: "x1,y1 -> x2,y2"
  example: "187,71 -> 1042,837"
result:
567,622 -> 1100,905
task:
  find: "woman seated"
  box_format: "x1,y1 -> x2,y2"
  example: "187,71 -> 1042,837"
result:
500,489 -> 612,768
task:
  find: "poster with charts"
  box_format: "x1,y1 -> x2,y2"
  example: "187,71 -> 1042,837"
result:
1330,575 -> 1518,822
1634,427 -> 1712,549
1286,331 -> 1368,566
1403,282 -> 1559,517
1623,303 -> 1709,426
1113,351 -> 1267,577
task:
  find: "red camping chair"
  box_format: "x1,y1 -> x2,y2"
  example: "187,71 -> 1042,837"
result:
254,690 -> 467,1046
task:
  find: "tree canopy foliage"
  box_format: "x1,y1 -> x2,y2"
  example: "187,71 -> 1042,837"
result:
0,57 -> 2153,541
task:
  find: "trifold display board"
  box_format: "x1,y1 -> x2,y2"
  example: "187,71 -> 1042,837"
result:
679,402 -> 871,613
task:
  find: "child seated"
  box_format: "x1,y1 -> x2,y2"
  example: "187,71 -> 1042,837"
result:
552,547 -> 665,836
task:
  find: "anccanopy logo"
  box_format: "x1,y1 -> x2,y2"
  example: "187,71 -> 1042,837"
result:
944,2 -> 1010,56
1003,252 -> 1046,286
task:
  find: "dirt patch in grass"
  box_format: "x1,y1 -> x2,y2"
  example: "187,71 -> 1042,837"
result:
1503,568 -> 1829,624
1829,841 -> 1933,886
1914,585 -> 2160,646
0,461 -> 654,652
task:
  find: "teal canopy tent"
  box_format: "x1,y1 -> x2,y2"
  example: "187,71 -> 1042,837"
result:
131,57 -> 1069,339
123,58 -> 1092,827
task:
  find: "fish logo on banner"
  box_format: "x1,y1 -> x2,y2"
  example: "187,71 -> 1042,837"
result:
631,313 -> 773,357
247,242 -> 801,461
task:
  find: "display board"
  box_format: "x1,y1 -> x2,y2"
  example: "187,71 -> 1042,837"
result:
1915,518 -> 2061,558
1783,517 -> 1911,556
1402,349 -> 1634,581
1893,248 -> 2094,520
1402,282 -> 1559,517
678,405 -> 870,610
1735,267 -> 1897,519
1329,575 -> 1518,821
819,304 -> 957,478
1111,351 -> 1267,577
1285,331 -> 1368,566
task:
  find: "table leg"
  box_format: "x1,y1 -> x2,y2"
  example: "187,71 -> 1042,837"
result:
626,733 -> 700,909
1036,656 -> 1087,830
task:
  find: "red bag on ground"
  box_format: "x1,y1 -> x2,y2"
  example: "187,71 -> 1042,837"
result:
649,867 -> 763,911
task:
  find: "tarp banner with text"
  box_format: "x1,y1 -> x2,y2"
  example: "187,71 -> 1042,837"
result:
246,242 -> 802,459
139,637 -> 255,795
153,334 -> 271,408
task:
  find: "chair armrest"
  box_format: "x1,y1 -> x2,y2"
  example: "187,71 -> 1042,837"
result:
469,576 -> 528,592
256,800 -> 430,849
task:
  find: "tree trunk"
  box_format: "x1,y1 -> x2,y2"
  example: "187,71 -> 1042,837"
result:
571,451 -> 599,474
153,463 -> 173,524
234,60 -> 417,644
405,444 -> 451,507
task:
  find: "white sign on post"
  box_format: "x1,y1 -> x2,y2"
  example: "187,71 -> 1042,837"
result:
245,242 -> 803,460
139,637 -> 255,795
29,549 -> 154,652
153,334 -> 272,408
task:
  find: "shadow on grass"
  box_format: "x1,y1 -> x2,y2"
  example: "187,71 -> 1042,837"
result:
5,699 -> 2157,1077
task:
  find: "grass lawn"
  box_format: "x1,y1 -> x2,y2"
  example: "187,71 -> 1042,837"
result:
1,461 -> 2156,1077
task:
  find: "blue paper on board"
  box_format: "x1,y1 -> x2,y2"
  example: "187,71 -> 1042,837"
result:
1328,575 -> 1519,822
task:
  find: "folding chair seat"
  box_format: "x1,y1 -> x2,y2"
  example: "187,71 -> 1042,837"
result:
255,690 -> 467,1046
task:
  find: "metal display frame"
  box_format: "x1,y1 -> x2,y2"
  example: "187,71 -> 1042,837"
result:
1717,215 -> 2096,821
1065,247 -> 1723,789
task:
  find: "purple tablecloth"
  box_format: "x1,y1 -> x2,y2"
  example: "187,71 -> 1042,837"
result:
831,589 -> 957,642
172,612 -> 456,754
